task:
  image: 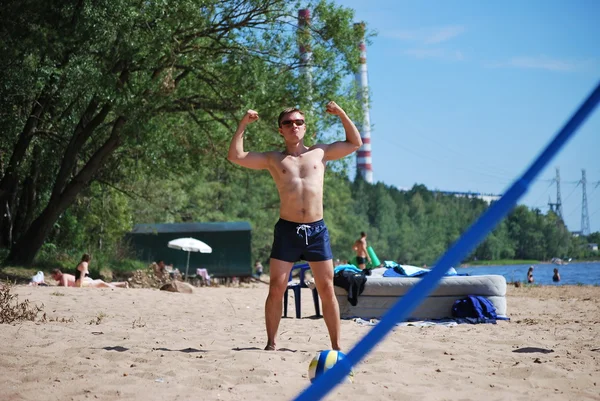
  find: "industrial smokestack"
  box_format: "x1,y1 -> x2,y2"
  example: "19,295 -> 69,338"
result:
354,23 -> 373,183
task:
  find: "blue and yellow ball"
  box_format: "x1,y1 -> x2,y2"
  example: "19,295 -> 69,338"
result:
307,350 -> 354,383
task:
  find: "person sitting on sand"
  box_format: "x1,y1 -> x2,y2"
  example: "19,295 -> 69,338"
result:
527,266 -> 534,283
152,260 -> 170,280
552,268 -> 561,283
70,253 -> 129,288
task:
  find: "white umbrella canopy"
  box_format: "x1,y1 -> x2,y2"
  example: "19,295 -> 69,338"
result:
168,237 -> 212,253
167,238 -> 212,281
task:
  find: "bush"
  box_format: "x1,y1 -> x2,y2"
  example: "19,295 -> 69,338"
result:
0,284 -> 45,324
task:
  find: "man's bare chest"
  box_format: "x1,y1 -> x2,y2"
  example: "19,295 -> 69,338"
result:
273,154 -> 325,179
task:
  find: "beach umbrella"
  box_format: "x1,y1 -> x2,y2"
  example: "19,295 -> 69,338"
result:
167,237 -> 212,281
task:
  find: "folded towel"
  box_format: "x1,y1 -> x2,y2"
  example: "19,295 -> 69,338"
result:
31,271 -> 45,283
334,265 -> 363,275
382,263 -> 458,278
383,264 -> 429,277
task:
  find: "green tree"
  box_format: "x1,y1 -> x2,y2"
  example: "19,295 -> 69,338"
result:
0,0 -> 366,264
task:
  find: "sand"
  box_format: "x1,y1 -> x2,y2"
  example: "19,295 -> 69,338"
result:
0,283 -> 599,401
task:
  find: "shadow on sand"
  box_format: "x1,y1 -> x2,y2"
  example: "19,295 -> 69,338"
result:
512,347 -> 554,354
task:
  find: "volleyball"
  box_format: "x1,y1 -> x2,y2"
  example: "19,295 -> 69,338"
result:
307,350 -> 354,383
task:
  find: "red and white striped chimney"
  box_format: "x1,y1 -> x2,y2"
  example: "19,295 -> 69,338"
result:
354,23 -> 373,183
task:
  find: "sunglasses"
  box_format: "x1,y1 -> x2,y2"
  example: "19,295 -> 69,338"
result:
281,119 -> 305,127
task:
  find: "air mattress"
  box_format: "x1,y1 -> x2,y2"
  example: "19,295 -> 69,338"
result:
334,272 -> 507,320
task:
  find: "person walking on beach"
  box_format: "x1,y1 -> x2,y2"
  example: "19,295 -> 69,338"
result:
352,232 -> 371,270
228,101 -> 362,351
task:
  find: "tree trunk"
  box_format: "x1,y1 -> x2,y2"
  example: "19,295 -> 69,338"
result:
50,98 -> 109,201
0,92 -> 49,247
12,146 -> 42,242
6,117 -> 125,265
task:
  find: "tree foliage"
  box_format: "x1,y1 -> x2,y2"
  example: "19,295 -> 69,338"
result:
0,0 -> 365,264
1,0 -> 596,267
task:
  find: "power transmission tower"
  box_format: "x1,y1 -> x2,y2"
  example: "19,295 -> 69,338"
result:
547,196 -> 560,214
580,169 -> 590,236
550,167 -> 564,221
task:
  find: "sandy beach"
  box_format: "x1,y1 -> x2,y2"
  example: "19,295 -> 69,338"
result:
1,282 -> 599,401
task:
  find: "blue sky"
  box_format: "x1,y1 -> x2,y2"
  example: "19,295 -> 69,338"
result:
332,0 -> 600,233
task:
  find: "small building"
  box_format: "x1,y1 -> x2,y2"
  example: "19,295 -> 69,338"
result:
126,222 -> 252,278
588,243 -> 598,252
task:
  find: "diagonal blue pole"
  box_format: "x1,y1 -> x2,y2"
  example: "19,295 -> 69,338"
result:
294,80 -> 600,401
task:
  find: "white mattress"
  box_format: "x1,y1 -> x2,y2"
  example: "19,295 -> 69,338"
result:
335,274 -> 507,320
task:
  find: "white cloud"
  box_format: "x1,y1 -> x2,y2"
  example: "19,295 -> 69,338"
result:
386,30 -> 419,41
384,25 -> 466,45
424,26 -> 466,44
404,48 -> 465,61
487,56 -> 579,72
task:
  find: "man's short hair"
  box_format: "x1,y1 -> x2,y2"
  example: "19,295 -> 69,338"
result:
278,107 -> 305,127
361,231 -> 366,237
52,268 -> 62,275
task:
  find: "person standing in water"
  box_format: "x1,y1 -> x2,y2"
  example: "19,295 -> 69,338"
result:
527,266 -> 534,284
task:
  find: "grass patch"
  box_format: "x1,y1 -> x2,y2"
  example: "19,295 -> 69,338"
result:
107,259 -> 147,274
0,266 -> 39,284
48,316 -> 74,323
88,312 -> 107,325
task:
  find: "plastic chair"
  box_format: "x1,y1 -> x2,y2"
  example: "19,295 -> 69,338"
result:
283,263 -> 321,318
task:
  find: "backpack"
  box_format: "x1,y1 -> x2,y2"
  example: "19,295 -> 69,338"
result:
452,295 -> 498,321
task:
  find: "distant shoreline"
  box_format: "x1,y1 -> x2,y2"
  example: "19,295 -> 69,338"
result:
459,260 -> 600,268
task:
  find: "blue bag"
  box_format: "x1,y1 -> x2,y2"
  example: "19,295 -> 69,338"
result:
452,295 -> 498,322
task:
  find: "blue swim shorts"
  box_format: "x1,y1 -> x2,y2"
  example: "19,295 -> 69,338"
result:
269,218 -> 333,263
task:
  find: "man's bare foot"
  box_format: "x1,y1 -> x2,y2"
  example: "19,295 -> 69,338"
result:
264,344 -> 276,351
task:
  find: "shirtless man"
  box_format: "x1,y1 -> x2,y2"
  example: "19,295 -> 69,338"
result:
352,232 -> 371,270
228,101 -> 362,351
51,269 -> 77,287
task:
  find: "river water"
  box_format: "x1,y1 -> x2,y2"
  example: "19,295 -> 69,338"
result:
457,261 -> 600,285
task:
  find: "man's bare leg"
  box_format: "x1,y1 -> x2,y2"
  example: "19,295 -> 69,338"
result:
265,258 -> 293,350
309,260 -> 341,350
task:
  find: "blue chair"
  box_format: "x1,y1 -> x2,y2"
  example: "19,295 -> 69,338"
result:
283,263 -> 321,318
